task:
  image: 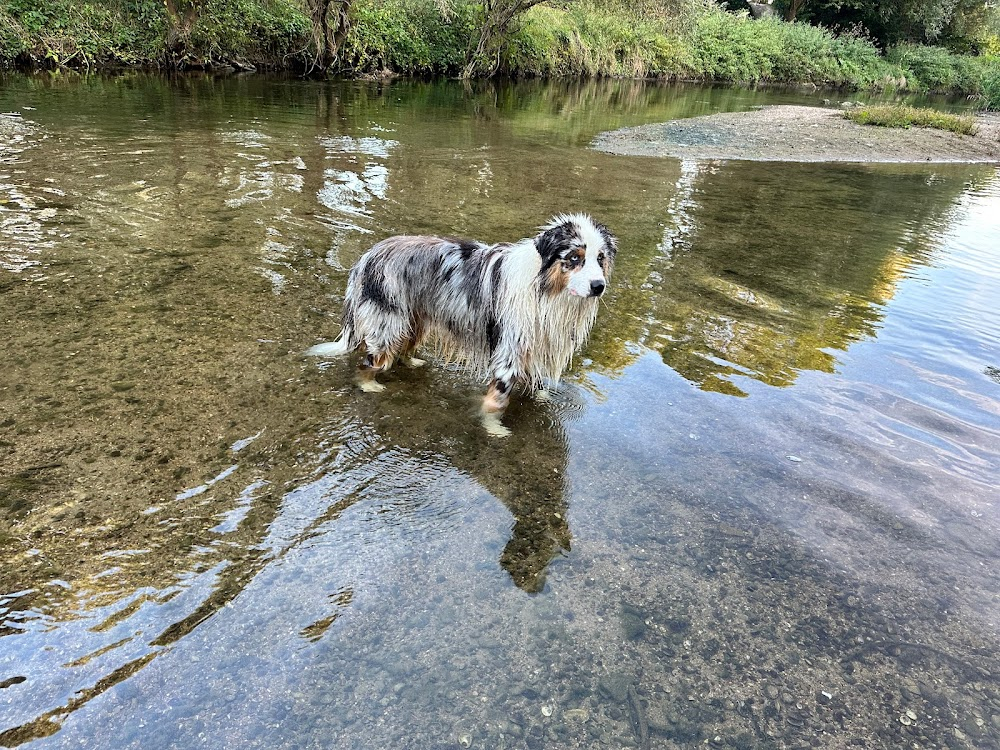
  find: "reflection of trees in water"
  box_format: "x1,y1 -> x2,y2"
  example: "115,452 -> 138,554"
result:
591,161 -> 992,397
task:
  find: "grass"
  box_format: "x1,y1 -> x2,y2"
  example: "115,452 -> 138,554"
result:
0,0 -> 310,69
0,0 -> 998,104
888,42 -> 987,92
980,62 -> 1000,110
844,104 -> 979,135
504,3 -> 690,78
688,11 -> 904,88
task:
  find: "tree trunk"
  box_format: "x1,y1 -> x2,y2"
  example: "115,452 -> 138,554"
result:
462,0 -> 545,79
163,0 -> 201,61
785,0 -> 806,22
307,0 -> 353,72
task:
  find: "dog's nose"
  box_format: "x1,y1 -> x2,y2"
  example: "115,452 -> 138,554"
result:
590,280 -> 606,297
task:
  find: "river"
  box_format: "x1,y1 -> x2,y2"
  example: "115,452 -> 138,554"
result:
1,73 -> 999,749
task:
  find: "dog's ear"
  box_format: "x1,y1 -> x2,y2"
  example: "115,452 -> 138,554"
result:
535,221 -> 575,266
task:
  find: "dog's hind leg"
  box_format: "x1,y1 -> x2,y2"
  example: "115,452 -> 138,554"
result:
399,319 -> 427,368
402,354 -> 427,368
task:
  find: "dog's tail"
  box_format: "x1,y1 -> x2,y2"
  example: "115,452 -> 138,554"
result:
305,330 -> 353,358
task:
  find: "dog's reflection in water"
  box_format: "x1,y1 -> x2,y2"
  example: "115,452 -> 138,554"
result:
344,371 -> 580,593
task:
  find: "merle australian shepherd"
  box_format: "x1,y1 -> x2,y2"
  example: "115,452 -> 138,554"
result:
307,214 -> 617,436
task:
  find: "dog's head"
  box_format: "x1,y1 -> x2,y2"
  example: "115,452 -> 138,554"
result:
535,214 -> 617,299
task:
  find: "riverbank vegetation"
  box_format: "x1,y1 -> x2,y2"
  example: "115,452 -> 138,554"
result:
1,0 -> 999,106
844,103 -> 980,134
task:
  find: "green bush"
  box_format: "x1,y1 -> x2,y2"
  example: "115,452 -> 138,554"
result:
687,9 -> 900,87
0,0 -> 309,67
0,7 -> 30,63
187,0 -> 310,66
0,0 -> 164,66
980,61 -> 1000,109
341,0 -> 473,75
504,3 -> 689,78
888,42 -> 986,91
0,0 -> 998,96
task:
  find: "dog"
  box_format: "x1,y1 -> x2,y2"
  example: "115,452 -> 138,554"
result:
306,214 -> 617,436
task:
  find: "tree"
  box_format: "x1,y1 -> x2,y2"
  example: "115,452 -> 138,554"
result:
781,0 -> 993,46
462,0 -> 550,79
306,0 -> 352,72
163,0 -> 204,62
784,0 -> 806,21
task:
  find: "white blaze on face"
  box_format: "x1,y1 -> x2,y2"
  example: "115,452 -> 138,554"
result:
566,218 -> 608,298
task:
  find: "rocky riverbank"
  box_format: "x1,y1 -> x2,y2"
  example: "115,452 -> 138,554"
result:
592,105 -> 1000,163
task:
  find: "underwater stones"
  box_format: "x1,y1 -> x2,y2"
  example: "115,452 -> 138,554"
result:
564,708 -> 589,722
598,673 -> 632,703
622,610 -> 647,641
959,715 -> 984,736
540,704 -> 553,717
497,719 -> 523,738
646,699 -> 675,732
456,731 -> 473,747
665,617 -> 691,637
518,683 -> 540,700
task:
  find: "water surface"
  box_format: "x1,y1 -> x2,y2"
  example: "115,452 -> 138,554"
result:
1,74 -> 999,749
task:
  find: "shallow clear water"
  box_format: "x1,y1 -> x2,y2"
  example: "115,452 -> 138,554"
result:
1,73 -> 999,749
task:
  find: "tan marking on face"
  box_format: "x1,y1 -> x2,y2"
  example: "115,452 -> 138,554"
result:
543,261 -> 569,295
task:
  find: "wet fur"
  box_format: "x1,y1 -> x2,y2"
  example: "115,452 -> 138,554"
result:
309,214 -> 617,431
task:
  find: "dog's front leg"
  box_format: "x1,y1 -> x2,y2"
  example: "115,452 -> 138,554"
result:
358,351 -> 392,393
481,378 -> 512,438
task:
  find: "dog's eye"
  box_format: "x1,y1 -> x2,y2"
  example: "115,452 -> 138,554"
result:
598,253 -> 606,265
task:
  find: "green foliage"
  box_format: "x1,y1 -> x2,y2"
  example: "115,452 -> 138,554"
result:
341,0 -> 474,75
0,8 -> 30,64
504,3 -> 691,78
793,0 -> 981,47
0,0 -> 997,100
1,0 -> 164,66
0,0 -> 309,68
888,42 -> 987,91
980,63 -> 1000,110
844,104 -> 979,135
186,0 -> 311,66
688,9 -> 901,86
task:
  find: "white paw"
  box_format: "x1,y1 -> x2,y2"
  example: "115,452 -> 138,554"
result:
358,379 -> 385,393
403,356 -> 426,368
482,413 -> 511,438
535,388 -> 551,402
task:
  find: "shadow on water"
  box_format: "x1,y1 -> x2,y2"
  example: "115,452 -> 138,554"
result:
1,73 -> 999,749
